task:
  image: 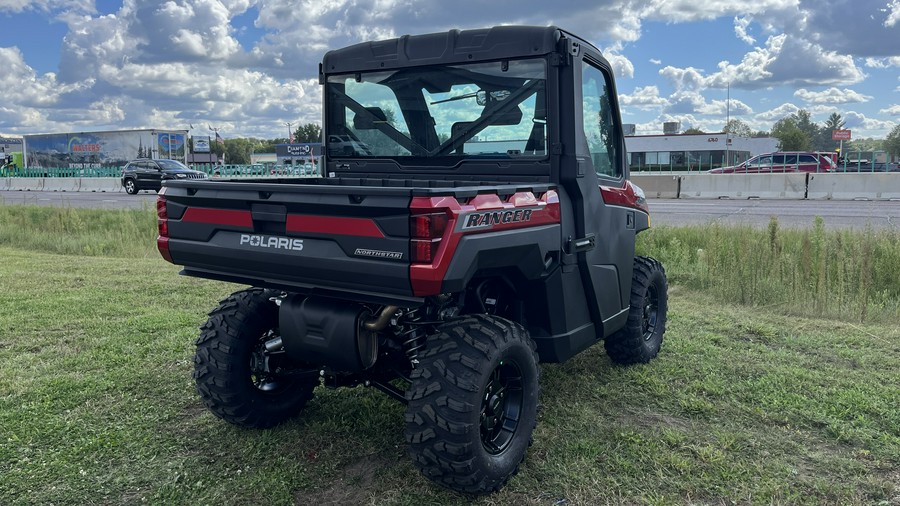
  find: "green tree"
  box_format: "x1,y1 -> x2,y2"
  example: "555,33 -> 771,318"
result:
683,127 -> 705,134
223,138 -> 255,164
789,110 -> 826,150
293,123 -> 322,143
884,124 -> 900,160
723,119 -> 752,137
818,112 -> 846,151
771,117 -> 811,151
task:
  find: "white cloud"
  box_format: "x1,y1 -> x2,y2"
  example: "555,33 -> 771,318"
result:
756,103 -> 801,121
865,57 -> 900,68
661,32 -> 864,95
879,104 -> 900,115
734,16 -> 755,44
842,111 -> 895,132
885,0 -> 900,27
620,86 -> 669,110
794,88 -> 873,104
602,43 -> 635,79
0,0 -> 896,139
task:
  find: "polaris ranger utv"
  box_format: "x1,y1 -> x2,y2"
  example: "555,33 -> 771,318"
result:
157,25 -> 668,495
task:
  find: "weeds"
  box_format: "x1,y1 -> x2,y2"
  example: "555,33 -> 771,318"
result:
638,217 -> 900,323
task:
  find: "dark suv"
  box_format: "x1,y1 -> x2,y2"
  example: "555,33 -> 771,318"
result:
709,152 -> 836,174
121,159 -> 207,194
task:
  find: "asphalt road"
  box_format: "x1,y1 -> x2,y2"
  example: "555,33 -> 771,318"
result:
2,190 -> 899,230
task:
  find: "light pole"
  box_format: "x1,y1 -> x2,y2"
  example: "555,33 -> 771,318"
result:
209,125 -> 223,165
285,122 -> 293,143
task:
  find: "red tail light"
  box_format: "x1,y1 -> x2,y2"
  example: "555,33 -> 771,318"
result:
410,212 -> 449,263
411,212 -> 448,239
156,195 -> 173,263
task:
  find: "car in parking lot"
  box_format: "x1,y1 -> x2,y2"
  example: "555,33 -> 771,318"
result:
708,152 -> 836,174
121,158 -> 208,194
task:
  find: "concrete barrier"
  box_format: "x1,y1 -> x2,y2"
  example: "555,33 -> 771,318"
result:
679,173 -> 807,199
7,178 -> 44,191
0,177 -> 9,191
632,174 -> 680,198
807,173 -> 900,200
79,177 -> 123,192
41,177 -> 81,192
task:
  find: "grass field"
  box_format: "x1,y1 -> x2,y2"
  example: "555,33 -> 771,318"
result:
0,206 -> 898,505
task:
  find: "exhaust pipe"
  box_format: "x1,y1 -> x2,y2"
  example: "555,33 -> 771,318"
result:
364,305 -> 399,331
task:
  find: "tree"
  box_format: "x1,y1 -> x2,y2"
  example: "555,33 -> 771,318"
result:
771,117 -> 811,151
723,119 -> 752,138
817,112 -> 846,151
223,138 -> 255,165
292,123 -> 322,143
885,124 -> 900,160
790,110 -> 826,150
683,127 -> 705,134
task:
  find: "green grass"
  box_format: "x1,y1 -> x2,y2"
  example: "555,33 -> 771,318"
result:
0,205 -> 898,505
638,217 -> 900,323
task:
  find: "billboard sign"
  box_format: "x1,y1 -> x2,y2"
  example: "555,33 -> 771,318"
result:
832,129 -> 851,141
24,130 -> 188,168
193,136 -> 211,153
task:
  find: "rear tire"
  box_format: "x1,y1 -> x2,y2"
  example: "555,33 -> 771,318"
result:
193,288 -> 318,428
605,256 -> 668,364
405,315 -> 539,495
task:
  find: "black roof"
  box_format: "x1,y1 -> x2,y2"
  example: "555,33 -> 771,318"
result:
321,25 -> 571,75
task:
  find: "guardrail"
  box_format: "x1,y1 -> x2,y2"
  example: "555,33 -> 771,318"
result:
632,173 -> 900,200
3,173 -> 900,200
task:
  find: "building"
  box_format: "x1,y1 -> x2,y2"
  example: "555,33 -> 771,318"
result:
625,133 -> 779,172
276,143 -> 323,171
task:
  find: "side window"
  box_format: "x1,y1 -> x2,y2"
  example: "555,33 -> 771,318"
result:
772,155 -> 786,165
581,61 -> 621,178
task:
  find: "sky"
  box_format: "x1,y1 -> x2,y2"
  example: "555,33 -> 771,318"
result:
0,0 -> 899,141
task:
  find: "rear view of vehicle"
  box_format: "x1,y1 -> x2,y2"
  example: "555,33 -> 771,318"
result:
158,26 -> 668,495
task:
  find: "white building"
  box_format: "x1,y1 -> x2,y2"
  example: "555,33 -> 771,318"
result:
625,133 -> 779,172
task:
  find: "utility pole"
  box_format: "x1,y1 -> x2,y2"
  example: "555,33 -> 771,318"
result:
285,122 -> 293,143
725,82 -> 730,166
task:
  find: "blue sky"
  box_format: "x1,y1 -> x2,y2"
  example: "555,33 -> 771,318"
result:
1,0 -> 898,140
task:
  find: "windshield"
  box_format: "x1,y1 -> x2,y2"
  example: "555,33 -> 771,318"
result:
325,59 -> 547,160
157,159 -> 189,170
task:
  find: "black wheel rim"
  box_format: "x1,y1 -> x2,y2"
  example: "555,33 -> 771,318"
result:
480,359 -> 524,455
642,284 -> 660,341
249,330 -> 287,392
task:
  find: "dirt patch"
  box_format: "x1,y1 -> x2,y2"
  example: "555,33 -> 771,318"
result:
298,452 -> 392,506
617,408 -> 692,431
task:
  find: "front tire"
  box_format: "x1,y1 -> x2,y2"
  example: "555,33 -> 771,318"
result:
604,256 -> 668,364
405,315 -> 539,495
193,288 -> 318,428
123,178 -> 138,194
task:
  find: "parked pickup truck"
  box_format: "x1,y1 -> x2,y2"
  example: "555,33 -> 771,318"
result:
157,25 -> 668,495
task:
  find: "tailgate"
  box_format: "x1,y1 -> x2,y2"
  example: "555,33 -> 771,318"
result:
160,181 -> 415,300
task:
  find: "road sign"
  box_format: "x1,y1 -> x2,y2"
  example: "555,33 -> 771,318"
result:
832,129 -> 851,140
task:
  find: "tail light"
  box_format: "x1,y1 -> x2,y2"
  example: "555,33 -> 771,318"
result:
156,193 -> 173,263
410,212 -> 448,263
